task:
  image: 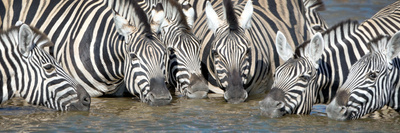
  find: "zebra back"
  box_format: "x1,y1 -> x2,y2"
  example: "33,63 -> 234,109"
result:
358,1 -> 400,41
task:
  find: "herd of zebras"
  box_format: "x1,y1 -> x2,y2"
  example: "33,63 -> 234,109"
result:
0,0 -> 400,121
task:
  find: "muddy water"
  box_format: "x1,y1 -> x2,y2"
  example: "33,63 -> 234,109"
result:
1,0 -> 399,132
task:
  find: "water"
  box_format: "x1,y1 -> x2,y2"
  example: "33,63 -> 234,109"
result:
1,0 -> 400,132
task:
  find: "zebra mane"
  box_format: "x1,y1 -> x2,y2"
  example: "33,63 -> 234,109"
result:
133,2 -> 153,38
162,0 -> 190,29
111,0 -> 153,38
223,0 -> 239,30
323,19 -> 359,35
294,19 -> 359,58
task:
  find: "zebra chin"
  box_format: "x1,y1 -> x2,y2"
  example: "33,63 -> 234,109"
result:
259,88 -> 287,118
326,98 -> 352,121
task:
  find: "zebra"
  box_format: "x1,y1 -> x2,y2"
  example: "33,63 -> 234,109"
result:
110,0 -> 208,99
190,0 -> 309,103
0,24 -> 90,111
303,0 -> 329,34
148,0 -> 209,99
1,0 -> 172,106
326,33 -> 400,120
259,1 -> 400,117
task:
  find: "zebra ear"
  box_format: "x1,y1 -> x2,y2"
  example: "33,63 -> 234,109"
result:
239,0 -> 253,30
306,32 -> 324,69
15,21 -> 24,26
112,9 -> 135,43
151,3 -> 165,34
275,31 -> 293,61
205,1 -> 222,33
18,24 -> 34,57
386,31 -> 400,60
181,1 -> 195,28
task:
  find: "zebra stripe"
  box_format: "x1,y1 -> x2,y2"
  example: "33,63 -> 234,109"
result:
327,34 -> 400,120
1,0 -> 171,105
0,24 -> 90,111
260,1 -> 400,117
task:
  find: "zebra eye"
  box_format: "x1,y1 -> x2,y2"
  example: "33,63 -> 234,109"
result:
312,25 -> 322,31
212,49 -> 218,56
130,53 -> 138,60
43,64 -> 55,73
212,50 -> 220,60
368,72 -> 378,79
299,75 -> 310,81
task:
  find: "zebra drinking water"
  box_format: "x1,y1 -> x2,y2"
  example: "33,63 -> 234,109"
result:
1,0 -> 172,106
0,24 -> 90,111
192,0 -> 309,103
146,0 -> 209,99
327,32 -> 400,120
259,1 -> 400,117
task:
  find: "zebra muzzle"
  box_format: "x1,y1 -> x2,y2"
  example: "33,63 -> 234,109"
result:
259,88 -> 287,118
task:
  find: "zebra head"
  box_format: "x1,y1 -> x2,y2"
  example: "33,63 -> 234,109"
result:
150,0 -> 208,99
327,33 -> 400,120
205,0 -> 253,104
303,0 -> 328,34
259,31 -> 324,117
1,24 -> 90,111
113,4 -> 172,106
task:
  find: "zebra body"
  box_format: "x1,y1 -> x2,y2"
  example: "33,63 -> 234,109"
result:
192,0 -> 309,103
0,24 -> 90,111
1,0 -> 172,105
327,33 -> 400,120
260,1 -> 400,117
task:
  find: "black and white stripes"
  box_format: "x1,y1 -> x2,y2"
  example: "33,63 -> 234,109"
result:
327,33 -> 400,120
260,1 -> 400,118
0,24 -> 90,111
1,0 -> 172,105
191,0 -> 309,103
149,0 -> 209,99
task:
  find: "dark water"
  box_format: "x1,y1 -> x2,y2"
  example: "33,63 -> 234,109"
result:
1,0 -> 400,132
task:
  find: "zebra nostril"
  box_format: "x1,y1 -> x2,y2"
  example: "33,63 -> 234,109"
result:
83,97 -> 90,105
